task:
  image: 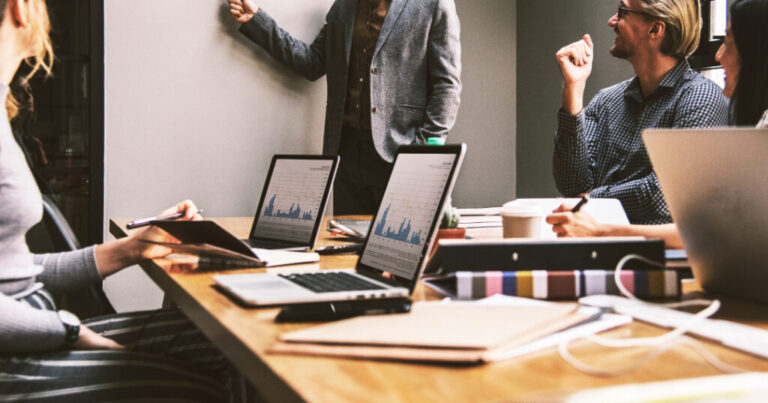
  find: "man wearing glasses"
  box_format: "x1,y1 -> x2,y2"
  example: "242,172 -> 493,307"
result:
552,0 -> 728,225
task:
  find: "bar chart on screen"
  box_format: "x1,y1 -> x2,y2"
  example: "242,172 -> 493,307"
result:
361,153 -> 455,278
253,159 -> 334,243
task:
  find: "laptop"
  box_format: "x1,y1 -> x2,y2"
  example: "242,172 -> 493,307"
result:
214,144 -> 466,306
244,155 -> 339,251
644,127 -> 768,304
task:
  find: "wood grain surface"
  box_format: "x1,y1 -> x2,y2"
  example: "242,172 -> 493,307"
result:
109,217 -> 768,403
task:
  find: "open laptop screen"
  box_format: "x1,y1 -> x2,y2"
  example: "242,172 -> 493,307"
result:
250,156 -> 338,244
359,148 -> 463,281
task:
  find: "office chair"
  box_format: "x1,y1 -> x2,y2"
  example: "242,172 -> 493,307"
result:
26,195 -> 116,318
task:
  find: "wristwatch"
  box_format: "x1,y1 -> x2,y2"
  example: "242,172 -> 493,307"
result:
58,310 -> 81,347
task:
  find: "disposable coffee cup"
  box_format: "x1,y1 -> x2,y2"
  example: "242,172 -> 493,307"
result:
500,201 -> 545,239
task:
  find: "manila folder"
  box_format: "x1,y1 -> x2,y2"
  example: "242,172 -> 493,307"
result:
270,302 -> 587,363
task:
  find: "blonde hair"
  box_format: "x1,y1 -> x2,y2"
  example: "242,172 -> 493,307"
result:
639,0 -> 702,59
2,0 -> 54,120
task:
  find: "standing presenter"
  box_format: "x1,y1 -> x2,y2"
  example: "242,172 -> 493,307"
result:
228,0 -> 462,214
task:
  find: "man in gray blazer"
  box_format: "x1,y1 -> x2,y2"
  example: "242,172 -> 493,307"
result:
229,0 -> 461,214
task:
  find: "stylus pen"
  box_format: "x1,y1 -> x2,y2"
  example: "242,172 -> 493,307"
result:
126,209 -> 204,229
571,196 -> 589,213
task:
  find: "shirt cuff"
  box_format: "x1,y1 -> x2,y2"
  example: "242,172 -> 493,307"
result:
589,186 -> 609,199
87,245 -> 104,282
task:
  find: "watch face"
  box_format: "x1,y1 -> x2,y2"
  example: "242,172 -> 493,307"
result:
58,310 -> 81,326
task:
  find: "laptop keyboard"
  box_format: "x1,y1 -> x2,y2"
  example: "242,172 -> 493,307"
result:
279,272 -> 386,293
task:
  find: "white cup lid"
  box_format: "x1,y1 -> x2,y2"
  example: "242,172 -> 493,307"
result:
501,200 -> 544,217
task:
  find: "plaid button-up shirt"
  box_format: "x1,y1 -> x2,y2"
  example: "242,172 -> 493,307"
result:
554,60 -> 729,224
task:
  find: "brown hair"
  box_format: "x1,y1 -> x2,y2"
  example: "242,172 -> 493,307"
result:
2,0 -> 54,120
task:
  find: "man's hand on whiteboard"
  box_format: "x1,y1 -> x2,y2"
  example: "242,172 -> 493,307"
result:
229,0 -> 259,24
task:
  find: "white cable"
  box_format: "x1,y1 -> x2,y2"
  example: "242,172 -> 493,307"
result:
584,299 -> 720,348
559,335 -> 745,377
613,253 -> 663,300
558,253 -> 750,376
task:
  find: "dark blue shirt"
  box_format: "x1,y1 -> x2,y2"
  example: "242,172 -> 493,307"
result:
554,60 -> 729,224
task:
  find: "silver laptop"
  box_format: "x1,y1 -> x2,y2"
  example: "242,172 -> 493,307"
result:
644,127 -> 768,304
244,155 -> 339,251
214,144 -> 466,306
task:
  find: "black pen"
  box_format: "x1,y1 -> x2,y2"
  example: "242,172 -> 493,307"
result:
571,196 -> 589,213
126,209 -> 204,229
315,243 -> 364,255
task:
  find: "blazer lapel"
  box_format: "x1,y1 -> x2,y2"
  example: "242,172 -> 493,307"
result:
373,0 -> 410,58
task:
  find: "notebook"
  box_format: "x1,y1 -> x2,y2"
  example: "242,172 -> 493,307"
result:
644,127 -> 768,304
244,155 -> 340,251
268,302 -> 597,363
214,144 -> 466,306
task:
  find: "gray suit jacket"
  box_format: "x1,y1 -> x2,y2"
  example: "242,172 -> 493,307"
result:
240,0 -> 462,162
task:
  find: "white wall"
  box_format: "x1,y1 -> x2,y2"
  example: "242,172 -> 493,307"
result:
104,0 -> 517,311
452,0 -> 517,208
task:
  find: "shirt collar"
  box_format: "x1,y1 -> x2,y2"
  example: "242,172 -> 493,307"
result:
624,59 -> 690,101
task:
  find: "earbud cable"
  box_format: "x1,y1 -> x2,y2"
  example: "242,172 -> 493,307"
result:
558,253 -> 748,376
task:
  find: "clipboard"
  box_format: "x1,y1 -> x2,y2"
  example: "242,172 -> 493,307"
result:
147,220 -> 318,267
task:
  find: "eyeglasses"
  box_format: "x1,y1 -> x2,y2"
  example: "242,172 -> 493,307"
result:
617,4 -> 656,19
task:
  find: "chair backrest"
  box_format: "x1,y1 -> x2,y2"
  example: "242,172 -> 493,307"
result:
41,195 -> 81,251
27,195 -> 116,317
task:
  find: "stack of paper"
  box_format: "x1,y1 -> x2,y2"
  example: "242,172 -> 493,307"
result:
457,198 -> 630,237
457,207 -> 502,229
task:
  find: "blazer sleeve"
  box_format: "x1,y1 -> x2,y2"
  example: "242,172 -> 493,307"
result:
419,0 -> 462,139
239,9 -> 328,81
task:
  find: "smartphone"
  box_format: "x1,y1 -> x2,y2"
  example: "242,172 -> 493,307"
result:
275,298 -> 412,323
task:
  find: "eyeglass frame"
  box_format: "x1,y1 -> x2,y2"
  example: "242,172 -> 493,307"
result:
617,3 -> 658,20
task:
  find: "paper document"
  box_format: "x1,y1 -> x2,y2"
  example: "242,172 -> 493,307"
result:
457,207 -> 501,216
458,216 -> 502,229
459,198 -> 629,238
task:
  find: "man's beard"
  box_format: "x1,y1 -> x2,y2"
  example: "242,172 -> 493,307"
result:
610,30 -> 631,59
610,44 -> 631,59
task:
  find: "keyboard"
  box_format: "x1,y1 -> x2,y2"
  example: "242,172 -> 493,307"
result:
279,272 -> 386,293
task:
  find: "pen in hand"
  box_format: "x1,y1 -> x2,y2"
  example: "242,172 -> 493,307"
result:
570,196 -> 589,213
126,209 -> 204,229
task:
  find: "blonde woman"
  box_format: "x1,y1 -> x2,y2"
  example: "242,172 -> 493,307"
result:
0,0 -> 248,400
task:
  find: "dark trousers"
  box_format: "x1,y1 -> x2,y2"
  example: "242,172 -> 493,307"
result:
1,290 -> 255,402
334,126 -> 393,215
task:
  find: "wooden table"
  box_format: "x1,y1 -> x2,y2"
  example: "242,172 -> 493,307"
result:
110,217 -> 768,402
